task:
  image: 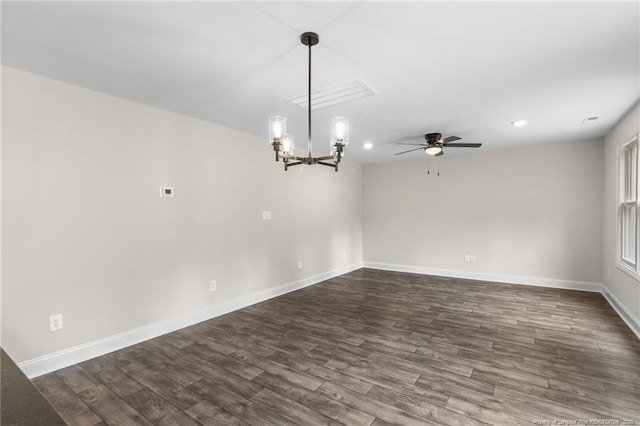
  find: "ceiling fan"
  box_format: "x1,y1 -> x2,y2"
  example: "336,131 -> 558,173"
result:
395,133 -> 481,157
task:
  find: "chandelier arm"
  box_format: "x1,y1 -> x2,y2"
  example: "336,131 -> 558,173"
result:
317,161 -> 338,169
287,155 -> 307,161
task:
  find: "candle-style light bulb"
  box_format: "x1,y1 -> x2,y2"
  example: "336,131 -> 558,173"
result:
331,117 -> 349,145
282,134 -> 294,155
269,116 -> 287,143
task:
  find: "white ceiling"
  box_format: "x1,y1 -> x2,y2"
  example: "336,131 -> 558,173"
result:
2,1 -> 638,163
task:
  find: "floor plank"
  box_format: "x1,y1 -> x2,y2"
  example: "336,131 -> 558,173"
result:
32,373 -> 101,426
188,379 -> 297,426
184,400 -> 249,425
78,385 -> 153,426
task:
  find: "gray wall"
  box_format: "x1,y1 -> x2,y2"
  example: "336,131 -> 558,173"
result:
603,102 -> 640,319
363,139 -> 604,283
1,67 -> 363,362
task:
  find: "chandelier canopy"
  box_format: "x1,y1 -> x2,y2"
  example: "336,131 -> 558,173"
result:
269,32 -> 349,172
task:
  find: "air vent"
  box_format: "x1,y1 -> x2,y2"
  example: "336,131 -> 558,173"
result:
289,79 -> 378,111
582,116 -> 599,124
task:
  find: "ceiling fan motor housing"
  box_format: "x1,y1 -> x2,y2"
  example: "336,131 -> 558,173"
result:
425,133 -> 442,144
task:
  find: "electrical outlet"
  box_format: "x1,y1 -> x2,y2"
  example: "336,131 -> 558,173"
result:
470,255 -> 476,263
49,314 -> 63,332
464,254 -> 470,262
262,211 -> 272,221
297,261 -> 303,270
210,280 -> 217,292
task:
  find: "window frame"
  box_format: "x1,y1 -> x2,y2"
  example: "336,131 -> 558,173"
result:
618,134 -> 640,279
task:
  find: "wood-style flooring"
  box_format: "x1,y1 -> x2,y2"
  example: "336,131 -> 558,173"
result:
33,268 -> 640,425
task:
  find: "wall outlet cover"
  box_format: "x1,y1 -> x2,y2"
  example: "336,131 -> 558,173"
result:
49,314 -> 63,332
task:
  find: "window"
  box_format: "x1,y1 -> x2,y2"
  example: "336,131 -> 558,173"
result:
619,135 -> 639,273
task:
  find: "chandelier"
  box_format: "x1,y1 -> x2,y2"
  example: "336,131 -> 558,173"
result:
269,32 -> 349,172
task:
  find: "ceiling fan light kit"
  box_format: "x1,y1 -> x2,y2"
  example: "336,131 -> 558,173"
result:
269,32 -> 349,172
425,145 -> 443,156
395,132 -> 482,158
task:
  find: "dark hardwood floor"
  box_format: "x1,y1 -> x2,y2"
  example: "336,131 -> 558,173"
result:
32,269 -> 640,425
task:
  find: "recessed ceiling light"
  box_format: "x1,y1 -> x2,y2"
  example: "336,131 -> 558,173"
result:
511,120 -> 527,127
363,142 -> 373,150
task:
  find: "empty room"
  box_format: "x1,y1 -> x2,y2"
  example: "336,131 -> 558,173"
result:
1,2 -> 639,425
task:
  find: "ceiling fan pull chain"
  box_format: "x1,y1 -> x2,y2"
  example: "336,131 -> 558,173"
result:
437,157 -> 440,176
427,157 -> 430,175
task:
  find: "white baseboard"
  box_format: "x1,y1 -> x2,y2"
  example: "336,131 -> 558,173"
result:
18,262 -> 363,378
363,261 -> 603,292
601,285 -> 640,340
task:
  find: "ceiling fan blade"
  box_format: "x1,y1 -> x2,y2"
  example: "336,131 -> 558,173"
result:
396,143 -> 427,146
442,136 -> 461,143
395,147 -> 425,156
435,151 -> 445,157
444,143 -> 482,148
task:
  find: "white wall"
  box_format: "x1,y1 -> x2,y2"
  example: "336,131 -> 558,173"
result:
363,139 -> 603,284
1,67 -> 363,363
603,102 -> 640,320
